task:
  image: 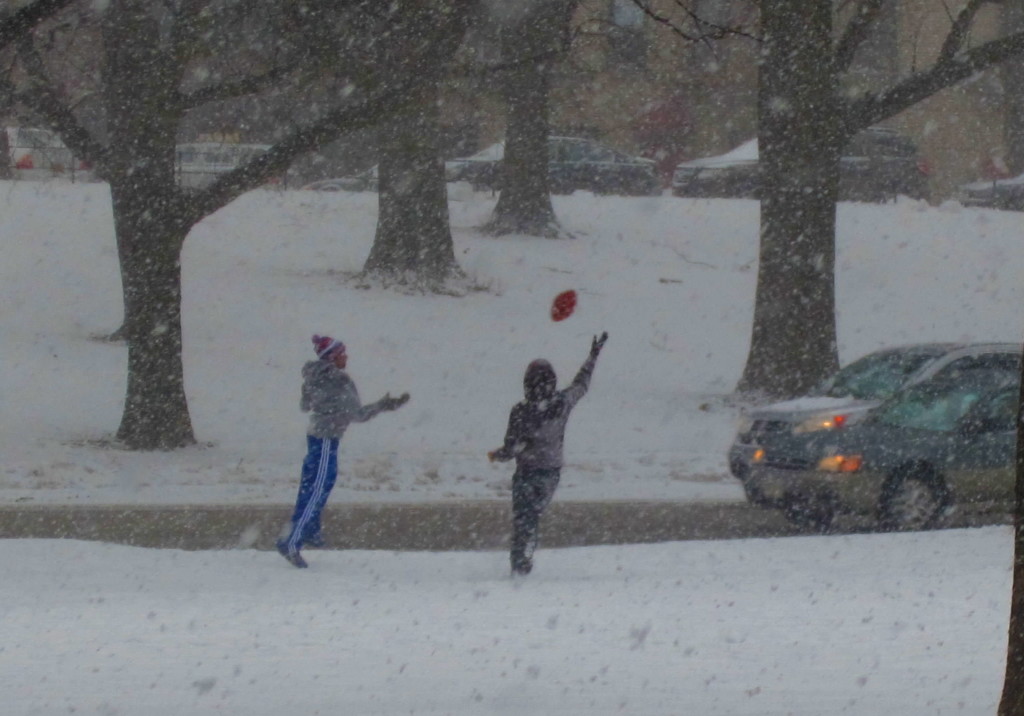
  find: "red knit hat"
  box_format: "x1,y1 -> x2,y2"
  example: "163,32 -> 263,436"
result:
312,334 -> 346,359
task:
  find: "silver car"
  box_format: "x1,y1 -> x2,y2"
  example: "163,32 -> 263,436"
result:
729,342 -> 1021,505
746,368 -> 1019,532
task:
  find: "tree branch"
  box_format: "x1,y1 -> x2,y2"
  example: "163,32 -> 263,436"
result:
10,83 -> 108,170
627,0 -> 759,44
834,0 -> 886,73
938,0 -> 992,63
167,0 -> 213,69
181,78 -> 422,225
179,65 -> 295,109
9,31 -> 107,170
0,0 -> 75,50
846,30 -> 1024,133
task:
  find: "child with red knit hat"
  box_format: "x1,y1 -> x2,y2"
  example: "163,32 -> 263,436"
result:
277,334 -> 409,568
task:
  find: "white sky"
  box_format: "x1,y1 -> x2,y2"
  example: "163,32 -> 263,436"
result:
2,181 -> 1023,713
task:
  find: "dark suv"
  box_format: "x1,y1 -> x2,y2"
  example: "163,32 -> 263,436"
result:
672,127 -> 929,202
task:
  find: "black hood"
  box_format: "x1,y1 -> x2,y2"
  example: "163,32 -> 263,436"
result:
524,359 -> 557,402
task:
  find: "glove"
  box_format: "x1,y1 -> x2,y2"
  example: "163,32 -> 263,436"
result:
382,392 -> 410,410
591,331 -> 608,356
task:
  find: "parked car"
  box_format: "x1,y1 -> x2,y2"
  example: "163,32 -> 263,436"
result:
175,142 -> 272,189
729,343 -> 1022,504
958,173 -> 1024,211
671,127 -> 930,202
3,126 -> 91,180
302,166 -> 378,192
446,136 -> 660,196
745,363 -> 1020,532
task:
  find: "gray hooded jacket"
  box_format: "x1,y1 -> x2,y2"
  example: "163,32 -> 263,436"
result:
491,352 -> 598,470
300,360 -> 387,439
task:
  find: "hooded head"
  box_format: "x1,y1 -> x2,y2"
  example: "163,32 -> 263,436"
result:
523,359 -> 556,402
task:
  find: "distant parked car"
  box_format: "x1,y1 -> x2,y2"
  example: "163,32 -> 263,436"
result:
302,166 -> 379,192
446,136 -> 660,196
958,173 -> 1024,210
175,142 -> 272,189
672,127 -> 930,202
729,342 -> 1022,505
745,363 -> 1020,532
3,126 -> 91,180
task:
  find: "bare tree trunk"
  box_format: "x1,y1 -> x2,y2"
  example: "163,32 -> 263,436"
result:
1003,1 -> 1024,175
484,1 -> 573,238
738,0 -> 840,398
485,32 -> 557,236
998,364 -> 1024,714
103,0 -> 194,448
110,178 -> 194,448
363,79 -> 462,289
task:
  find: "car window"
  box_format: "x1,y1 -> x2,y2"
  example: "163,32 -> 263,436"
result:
931,353 -> 1021,380
873,375 -> 1014,431
551,139 -> 607,163
845,130 -> 917,158
817,351 -> 939,400
960,387 -> 1019,433
549,140 -> 570,162
583,144 -> 617,162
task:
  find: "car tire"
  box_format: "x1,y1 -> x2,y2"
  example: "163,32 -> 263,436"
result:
878,465 -> 948,531
740,477 -> 780,508
781,492 -> 836,533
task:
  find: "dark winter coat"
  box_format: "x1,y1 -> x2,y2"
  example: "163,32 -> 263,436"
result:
491,353 -> 598,470
300,360 -> 389,439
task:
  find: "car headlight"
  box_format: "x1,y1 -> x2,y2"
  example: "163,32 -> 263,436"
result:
736,415 -> 753,434
817,454 -> 863,473
793,413 -> 848,434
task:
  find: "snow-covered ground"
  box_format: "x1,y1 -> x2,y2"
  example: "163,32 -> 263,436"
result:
3,527 -> 1011,716
3,181 -> 1023,506
3,182 -> 1023,714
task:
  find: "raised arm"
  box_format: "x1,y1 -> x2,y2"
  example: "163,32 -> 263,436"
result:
562,332 -> 608,407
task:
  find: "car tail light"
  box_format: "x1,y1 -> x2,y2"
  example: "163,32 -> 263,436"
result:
832,414 -> 846,428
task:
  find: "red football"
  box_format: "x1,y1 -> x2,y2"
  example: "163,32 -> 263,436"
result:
551,290 -> 577,322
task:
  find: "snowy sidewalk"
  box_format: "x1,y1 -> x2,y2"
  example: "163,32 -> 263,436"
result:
0,500 -> 809,550
0,501 -> 1013,550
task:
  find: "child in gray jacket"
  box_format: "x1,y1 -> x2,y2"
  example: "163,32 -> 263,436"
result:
489,332 -> 607,575
277,334 -> 409,568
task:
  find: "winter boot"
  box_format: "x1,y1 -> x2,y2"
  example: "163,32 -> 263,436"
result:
276,539 -> 308,569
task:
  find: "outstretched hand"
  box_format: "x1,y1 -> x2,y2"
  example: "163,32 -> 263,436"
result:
591,331 -> 608,356
382,392 -> 410,410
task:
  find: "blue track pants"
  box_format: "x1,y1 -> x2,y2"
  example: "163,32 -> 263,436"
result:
283,435 -> 339,553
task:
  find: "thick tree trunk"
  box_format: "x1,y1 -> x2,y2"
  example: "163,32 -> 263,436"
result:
363,80 -> 462,289
997,366 -> 1024,715
484,1 -> 572,238
738,0 -> 841,398
1003,1 -> 1024,175
110,180 -> 195,449
485,43 -> 558,237
101,0 -> 194,449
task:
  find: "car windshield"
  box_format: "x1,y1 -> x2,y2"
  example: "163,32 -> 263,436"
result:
871,373 -> 1016,432
816,351 -> 939,400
